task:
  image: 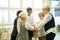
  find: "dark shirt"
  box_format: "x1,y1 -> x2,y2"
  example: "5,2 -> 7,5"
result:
11,17 -> 18,40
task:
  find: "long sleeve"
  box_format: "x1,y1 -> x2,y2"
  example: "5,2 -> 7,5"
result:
36,21 -> 44,30
25,16 -> 34,31
43,13 -> 52,25
17,18 -> 21,33
46,27 -> 56,34
43,13 -> 55,34
37,13 -> 52,30
25,22 -> 34,31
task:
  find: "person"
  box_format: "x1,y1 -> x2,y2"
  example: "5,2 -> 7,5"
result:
26,7 -> 34,40
33,12 -> 46,40
10,10 -> 22,40
16,12 -> 29,40
37,12 -> 46,40
42,5 -> 56,40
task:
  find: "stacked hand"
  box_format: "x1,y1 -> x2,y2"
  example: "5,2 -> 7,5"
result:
31,23 -> 39,32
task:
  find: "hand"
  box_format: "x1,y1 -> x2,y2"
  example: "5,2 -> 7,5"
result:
34,27 -> 39,32
35,29 -> 39,32
31,23 -> 36,26
31,23 -> 38,31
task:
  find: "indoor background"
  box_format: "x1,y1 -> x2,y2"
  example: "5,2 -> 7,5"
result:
0,0 -> 60,40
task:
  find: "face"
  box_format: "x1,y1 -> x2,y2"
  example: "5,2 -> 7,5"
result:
43,8 -> 48,13
28,10 -> 32,15
39,15 -> 44,20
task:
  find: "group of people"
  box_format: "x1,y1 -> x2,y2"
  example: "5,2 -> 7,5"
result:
11,5 -> 56,40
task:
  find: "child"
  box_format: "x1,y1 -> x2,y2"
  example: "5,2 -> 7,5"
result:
37,11 -> 46,40
16,12 -> 29,40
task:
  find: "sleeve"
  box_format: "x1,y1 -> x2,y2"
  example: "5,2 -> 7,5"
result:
43,14 -> 52,25
25,21 -> 34,31
46,27 -> 56,34
37,14 -> 52,30
43,14 -> 55,34
37,22 -> 44,30
17,18 -> 21,33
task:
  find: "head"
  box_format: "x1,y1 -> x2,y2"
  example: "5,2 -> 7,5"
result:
42,5 -> 50,14
18,12 -> 27,23
27,7 -> 32,16
38,11 -> 45,20
17,10 -> 22,17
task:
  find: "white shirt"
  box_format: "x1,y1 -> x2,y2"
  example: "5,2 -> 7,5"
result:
25,15 -> 34,30
37,20 -> 46,37
37,12 -> 55,36
43,13 -> 55,34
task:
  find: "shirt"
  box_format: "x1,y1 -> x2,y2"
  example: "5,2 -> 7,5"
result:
37,20 -> 46,37
41,12 -> 55,34
25,15 -> 34,30
37,12 -> 55,37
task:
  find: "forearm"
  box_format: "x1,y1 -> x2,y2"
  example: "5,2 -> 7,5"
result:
43,14 -> 52,25
37,22 -> 44,30
25,23 -> 34,30
46,27 -> 55,34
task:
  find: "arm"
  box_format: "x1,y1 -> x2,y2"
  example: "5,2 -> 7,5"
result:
36,22 -> 44,30
46,27 -> 55,34
43,14 -> 52,25
36,14 -> 52,30
17,18 -> 21,33
43,14 -> 55,34
25,16 -> 34,31
25,22 -> 34,31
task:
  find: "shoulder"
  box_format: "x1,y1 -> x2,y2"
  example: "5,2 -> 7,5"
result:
46,13 -> 52,17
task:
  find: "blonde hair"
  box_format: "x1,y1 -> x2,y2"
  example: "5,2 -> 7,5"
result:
38,11 -> 45,17
18,12 -> 27,19
17,12 -> 27,33
43,5 -> 50,12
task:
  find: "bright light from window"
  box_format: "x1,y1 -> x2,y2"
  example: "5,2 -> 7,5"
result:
33,0 -> 43,9
10,10 -> 17,23
0,10 -> 2,23
0,0 -> 8,7
2,10 -> 8,23
22,0 -> 32,9
10,0 -> 20,8
51,1 -> 59,7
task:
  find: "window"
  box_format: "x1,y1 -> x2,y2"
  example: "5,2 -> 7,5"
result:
10,0 -> 20,8
0,0 -> 43,27
22,0 -> 43,22
0,0 -> 43,39
51,0 -> 60,24
10,10 -> 18,23
0,10 -> 2,23
2,10 -> 8,23
33,0 -> 43,22
51,1 -> 59,8
33,0 -> 43,9
0,0 -> 8,7
22,0 -> 32,9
